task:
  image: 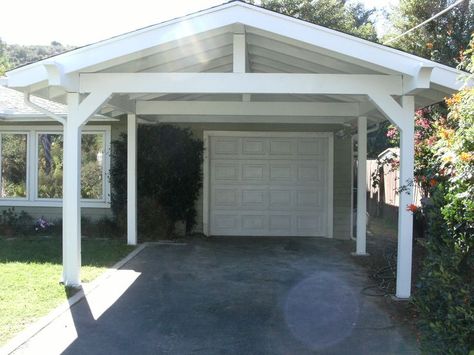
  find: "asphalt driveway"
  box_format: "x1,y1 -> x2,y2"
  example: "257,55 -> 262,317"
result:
11,237 -> 419,355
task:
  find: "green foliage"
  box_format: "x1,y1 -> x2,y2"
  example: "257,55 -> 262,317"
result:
110,125 -> 204,239
0,38 -> 10,76
414,39 -> 474,354
5,41 -> 74,69
256,0 -> 378,41
386,0 -> 474,66
81,134 -> 104,200
0,208 -> 33,237
1,134 -> 27,198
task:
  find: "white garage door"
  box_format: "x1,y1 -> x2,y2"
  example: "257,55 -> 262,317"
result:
206,132 -> 333,237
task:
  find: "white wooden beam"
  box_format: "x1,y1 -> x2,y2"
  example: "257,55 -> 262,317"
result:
395,96 -> 415,299
43,62 -> 78,91
80,73 -> 403,95
233,33 -> 247,73
136,101 -> 358,116
62,101 -> 82,287
403,65 -> 434,94
154,115 -> 351,124
355,116 -> 368,255
369,94 -> 415,299
127,114 -> 138,246
62,91 -> 109,287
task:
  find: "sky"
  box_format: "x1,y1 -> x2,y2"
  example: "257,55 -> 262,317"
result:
0,0 -> 399,46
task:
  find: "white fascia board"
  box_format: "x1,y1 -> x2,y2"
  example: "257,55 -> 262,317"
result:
80,73 -> 403,95
0,113 -> 118,122
155,115 -> 351,124
136,101 -> 359,116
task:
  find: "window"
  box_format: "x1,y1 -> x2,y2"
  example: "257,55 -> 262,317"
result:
37,133 -> 63,199
0,126 -> 110,207
1,133 -> 28,198
81,133 -> 105,200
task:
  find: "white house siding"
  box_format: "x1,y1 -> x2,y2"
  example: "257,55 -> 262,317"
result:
0,119 -> 352,239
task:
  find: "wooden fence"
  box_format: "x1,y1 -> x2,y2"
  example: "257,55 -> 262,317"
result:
366,159 -> 422,223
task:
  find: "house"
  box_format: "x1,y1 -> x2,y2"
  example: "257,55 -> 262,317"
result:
0,1 -> 465,298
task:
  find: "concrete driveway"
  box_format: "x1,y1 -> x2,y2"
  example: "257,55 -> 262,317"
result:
11,237 -> 419,355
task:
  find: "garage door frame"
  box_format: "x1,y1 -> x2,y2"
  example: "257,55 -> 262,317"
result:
202,131 -> 334,237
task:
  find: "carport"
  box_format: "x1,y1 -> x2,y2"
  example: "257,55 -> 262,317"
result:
2,1 -> 463,299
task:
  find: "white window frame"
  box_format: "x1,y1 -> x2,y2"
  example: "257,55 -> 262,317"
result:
0,125 -> 111,208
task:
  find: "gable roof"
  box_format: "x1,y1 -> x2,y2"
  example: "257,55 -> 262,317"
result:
2,0 -> 466,116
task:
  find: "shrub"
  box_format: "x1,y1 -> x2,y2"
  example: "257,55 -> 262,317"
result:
0,207 -> 34,237
110,124 -> 204,239
414,37 -> 474,354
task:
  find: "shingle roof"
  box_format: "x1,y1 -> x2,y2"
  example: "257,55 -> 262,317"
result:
0,86 -> 66,116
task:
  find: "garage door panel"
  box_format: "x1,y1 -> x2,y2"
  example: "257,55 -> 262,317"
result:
213,162 -> 240,181
242,138 -> 268,155
269,139 -> 295,156
213,188 -> 239,207
241,189 -> 267,207
269,215 -> 292,233
213,214 -> 238,230
297,214 -> 326,235
296,190 -> 323,208
242,163 -> 267,180
269,190 -> 292,207
269,164 -> 293,182
213,137 -> 239,155
209,133 -> 331,237
297,138 -> 328,157
241,214 -> 266,231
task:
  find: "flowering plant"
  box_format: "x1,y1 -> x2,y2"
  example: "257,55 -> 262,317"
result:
34,216 -> 54,232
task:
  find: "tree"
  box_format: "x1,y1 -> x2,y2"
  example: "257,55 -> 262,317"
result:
0,38 -> 9,76
254,0 -> 378,41
387,0 -> 474,67
5,41 -> 74,69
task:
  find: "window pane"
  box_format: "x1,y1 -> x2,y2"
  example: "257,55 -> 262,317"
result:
1,134 -> 27,198
38,133 -> 63,198
81,133 -> 104,200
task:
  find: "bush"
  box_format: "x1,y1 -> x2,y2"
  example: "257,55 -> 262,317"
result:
110,124 -> 204,239
413,38 -> 474,354
0,207 -> 34,237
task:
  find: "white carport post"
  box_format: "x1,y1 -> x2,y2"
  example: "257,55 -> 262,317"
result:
355,116 -> 368,255
369,94 -> 415,299
62,92 -> 109,287
127,113 -> 137,245
395,96 -> 415,299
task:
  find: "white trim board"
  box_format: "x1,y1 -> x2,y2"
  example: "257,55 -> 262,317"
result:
202,130 -> 334,237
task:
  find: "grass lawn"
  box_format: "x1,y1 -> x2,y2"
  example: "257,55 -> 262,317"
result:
0,236 -> 135,346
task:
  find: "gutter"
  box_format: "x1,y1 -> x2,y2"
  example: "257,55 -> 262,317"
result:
24,92 -> 66,124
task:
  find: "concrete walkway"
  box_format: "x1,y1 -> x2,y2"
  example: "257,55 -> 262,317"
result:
9,237 -> 419,355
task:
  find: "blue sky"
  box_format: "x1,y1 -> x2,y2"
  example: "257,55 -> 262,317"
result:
0,0 -> 398,46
